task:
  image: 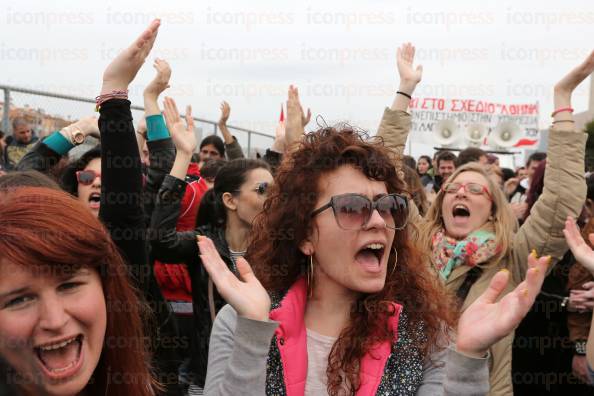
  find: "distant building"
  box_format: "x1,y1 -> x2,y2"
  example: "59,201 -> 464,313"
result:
1,101 -> 71,137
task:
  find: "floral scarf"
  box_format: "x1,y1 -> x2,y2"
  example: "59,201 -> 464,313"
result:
432,229 -> 498,280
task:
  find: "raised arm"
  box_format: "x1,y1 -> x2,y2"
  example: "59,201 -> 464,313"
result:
218,101 -> 245,160
376,43 -> 424,226
98,19 -> 160,288
144,58 -> 171,117
376,43 -> 423,166
511,52 -> 593,281
141,58 -> 176,224
149,96 -> 200,262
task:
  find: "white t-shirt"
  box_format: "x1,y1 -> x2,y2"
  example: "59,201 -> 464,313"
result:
304,328 -> 337,395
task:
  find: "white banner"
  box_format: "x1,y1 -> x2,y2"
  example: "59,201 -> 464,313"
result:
408,98 -> 539,149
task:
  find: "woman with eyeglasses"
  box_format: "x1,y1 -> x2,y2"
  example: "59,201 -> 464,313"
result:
376,44 -> 592,395
150,98 -> 273,392
196,122 -> 548,395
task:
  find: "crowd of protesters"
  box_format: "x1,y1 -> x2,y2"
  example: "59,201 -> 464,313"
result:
0,19 -> 593,396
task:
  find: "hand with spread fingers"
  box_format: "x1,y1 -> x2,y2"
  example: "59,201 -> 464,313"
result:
197,236 -> 271,322
456,253 -> 549,357
101,19 -> 160,95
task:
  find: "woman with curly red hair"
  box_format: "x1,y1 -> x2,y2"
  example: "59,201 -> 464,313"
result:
199,109 -> 549,395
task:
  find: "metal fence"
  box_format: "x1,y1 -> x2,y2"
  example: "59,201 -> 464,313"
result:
0,84 -> 274,157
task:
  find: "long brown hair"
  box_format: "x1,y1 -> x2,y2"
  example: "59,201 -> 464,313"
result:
0,187 -> 156,396
247,127 -> 455,395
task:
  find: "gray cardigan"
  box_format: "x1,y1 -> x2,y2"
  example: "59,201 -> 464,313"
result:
204,304 -> 490,395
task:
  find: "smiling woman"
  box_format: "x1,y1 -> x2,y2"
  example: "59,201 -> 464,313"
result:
0,187 -> 155,396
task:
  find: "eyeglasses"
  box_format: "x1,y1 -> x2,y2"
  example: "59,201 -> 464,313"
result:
311,193 -> 408,230
76,170 -> 101,186
234,182 -> 270,196
442,182 -> 492,200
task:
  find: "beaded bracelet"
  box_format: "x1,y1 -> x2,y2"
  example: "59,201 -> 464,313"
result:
95,90 -> 129,111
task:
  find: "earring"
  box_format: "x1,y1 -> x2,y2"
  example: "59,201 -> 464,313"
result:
307,255 -> 314,298
390,247 -> 398,278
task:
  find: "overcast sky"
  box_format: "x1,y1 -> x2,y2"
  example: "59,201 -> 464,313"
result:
1,0 -> 593,152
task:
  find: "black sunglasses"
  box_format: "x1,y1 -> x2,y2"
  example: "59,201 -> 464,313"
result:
311,193 -> 408,230
234,182 -> 269,196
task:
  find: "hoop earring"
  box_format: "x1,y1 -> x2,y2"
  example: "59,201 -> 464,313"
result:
390,247 -> 398,277
307,255 -> 314,298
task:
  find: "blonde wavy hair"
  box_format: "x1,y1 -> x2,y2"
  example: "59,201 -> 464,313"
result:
418,162 -> 518,265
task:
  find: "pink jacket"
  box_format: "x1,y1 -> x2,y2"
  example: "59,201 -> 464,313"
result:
269,277 -> 402,396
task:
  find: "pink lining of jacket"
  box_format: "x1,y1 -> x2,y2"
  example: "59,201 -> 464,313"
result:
269,277 -> 402,396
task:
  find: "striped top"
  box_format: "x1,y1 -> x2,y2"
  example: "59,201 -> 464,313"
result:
229,249 -> 246,266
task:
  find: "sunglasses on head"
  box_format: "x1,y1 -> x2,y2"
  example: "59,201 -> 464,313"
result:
311,193 -> 408,231
76,170 -> 101,186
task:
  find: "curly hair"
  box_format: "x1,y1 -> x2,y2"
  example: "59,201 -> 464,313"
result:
247,127 -> 456,395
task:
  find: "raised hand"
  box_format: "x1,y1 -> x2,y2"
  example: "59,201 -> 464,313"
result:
219,101 -> 231,125
144,58 -> 171,99
555,50 -> 594,97
197,236 -> 271,321
397,42 -> 423,90
285,85 -> 310,148
301,106 -> 312,128
271,115 -> 287,153
553,51 -> 594,125
563,216 -> 594,275
456,254 -> 548,357
101,19 -> 160,95
163,97 -> 196,155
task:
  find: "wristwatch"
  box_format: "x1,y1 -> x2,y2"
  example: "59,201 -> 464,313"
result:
574,340 -> 587,355
62,125 -> 85,145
